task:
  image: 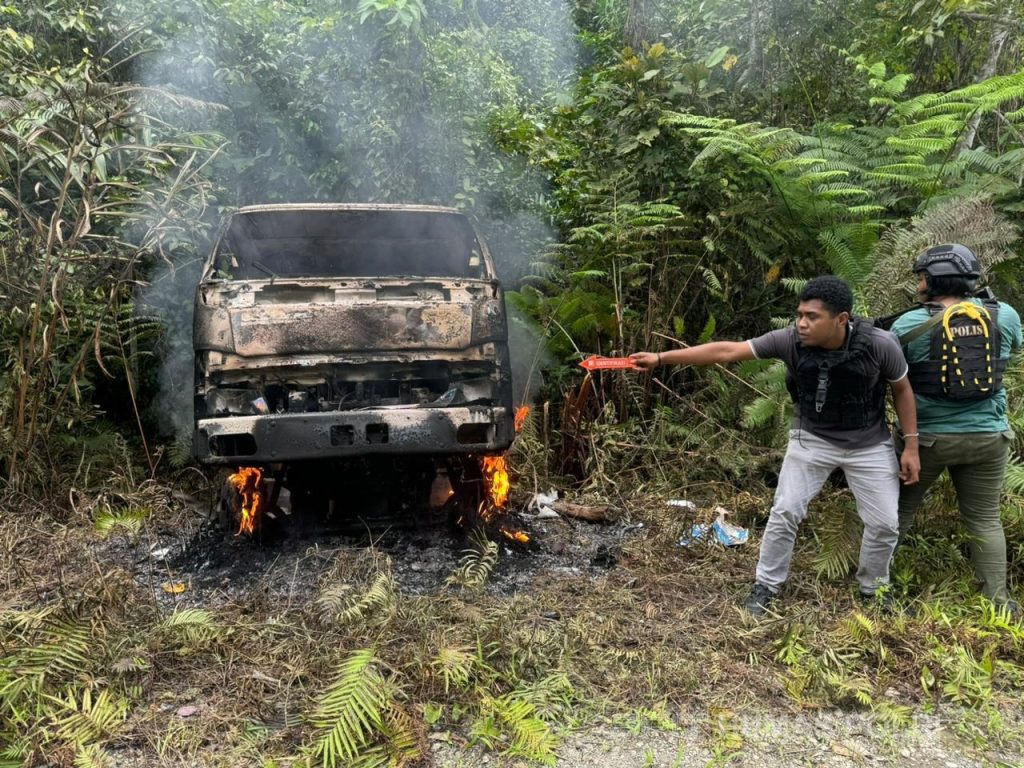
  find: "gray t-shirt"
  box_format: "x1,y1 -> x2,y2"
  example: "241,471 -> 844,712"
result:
748,324 -> 908,448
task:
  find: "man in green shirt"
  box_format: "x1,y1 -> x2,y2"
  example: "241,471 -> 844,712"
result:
891,244 -> 1022,614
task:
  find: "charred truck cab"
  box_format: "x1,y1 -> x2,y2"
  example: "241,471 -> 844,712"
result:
193,204 -> 515,470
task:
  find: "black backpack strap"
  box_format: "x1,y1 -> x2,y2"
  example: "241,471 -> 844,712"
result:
873,305 -> 918,332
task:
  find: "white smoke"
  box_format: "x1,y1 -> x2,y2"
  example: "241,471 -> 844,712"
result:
122,0 -> 576,443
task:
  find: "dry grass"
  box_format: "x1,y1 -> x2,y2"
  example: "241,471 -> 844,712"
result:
1,469 -> 1023,766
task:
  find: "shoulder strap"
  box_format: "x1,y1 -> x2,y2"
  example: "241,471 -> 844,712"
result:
904,299 -> 995,346
897,311 -> 945,347
872,306 -> 913,332
847,317 -> 872,353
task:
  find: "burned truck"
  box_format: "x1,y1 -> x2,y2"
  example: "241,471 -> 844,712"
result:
193,204 -> 515,525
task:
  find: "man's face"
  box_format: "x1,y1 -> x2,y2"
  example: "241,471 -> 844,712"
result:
795,299 -> 848,349
915,272 -> 929,301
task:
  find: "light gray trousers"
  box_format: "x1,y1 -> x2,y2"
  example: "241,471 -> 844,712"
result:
756,430 -> 900,594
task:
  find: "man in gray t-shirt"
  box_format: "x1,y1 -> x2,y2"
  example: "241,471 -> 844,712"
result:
631,276 -> 920,617
749,324 -> 910,449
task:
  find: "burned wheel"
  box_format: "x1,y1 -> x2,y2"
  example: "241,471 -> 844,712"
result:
214,467 -> 267,536
214,473 -> 246,534
214,482 -> 235,533
443,456 -> 487,522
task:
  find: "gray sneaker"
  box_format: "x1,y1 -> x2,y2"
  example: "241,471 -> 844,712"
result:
744,583 -> 776,618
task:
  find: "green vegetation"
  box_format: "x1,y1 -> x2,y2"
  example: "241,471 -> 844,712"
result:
1,0 -> 1023,765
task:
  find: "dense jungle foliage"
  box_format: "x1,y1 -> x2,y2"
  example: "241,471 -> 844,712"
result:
3,0 -> 1024,764
1,0 -> 1023,490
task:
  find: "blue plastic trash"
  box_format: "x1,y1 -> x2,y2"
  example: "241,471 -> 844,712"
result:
677,507 -> 749,547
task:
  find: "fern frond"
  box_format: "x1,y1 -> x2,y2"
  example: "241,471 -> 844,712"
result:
871,700 -> 913,728
344,746 -> 390,768
46,686 -> 129,745
155,608 -> 221,645
159,607 -> 215,628
1004,460 -> 1024,496
1,611 -> 92,702
863,196 -> 1018,315
346,702 -> 422,768
843,611 -> 878,643
515,672 -> 576,722
94,506 -> 149,537
810,497 -> 862,580
697,266 -> 723,297
447,530 -> 499,590
317,572 -> 396,626
659,112 -> 737,131
305,648 -> 389,768
475,693 -> 558,765
430,646 -> 477,693
826,672 -> 873,707
74,744 -> 113,768
741,393 -> 785,431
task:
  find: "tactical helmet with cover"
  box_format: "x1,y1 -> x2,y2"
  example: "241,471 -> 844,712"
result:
912,243 -> 981,281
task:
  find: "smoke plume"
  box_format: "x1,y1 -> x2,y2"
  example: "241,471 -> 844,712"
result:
122,0 -> 575,445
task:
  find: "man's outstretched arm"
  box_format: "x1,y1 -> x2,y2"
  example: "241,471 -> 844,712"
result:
631,341 -> 756,370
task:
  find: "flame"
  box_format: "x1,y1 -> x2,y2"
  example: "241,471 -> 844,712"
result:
481,455 -> 510,508
502,528 -> 530,544
514,405 -> 530,432
473,454 -> 529,545
228,467 -> 263,536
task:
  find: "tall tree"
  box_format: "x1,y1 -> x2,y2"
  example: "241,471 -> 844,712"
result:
624,0 -> 650,50
736,0 -> 763,91
956,6 -> 1017,153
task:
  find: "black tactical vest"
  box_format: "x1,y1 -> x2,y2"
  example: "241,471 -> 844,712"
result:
784,318 -> 885,430
905,300 -> 1005,400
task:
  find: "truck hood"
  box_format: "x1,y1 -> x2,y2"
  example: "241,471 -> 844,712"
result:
194,278 -> 505,357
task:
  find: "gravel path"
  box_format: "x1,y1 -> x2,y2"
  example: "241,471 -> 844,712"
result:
432,708 -> 1018,767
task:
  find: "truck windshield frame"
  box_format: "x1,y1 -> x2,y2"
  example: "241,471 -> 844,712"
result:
208,207 -> 486,280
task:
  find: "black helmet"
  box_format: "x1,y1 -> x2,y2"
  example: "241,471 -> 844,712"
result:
912,243 -> 981,278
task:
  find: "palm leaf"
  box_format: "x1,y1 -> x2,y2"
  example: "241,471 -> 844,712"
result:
447,530 -> 499,590
317,572 -> 395,626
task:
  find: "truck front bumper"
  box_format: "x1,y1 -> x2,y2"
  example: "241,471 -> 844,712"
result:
194,406 -> 514,464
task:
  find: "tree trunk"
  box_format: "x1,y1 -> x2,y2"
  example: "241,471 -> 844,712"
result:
737,0 -> 764,91
624,0 -> 649,51
955,14 -> 1011,154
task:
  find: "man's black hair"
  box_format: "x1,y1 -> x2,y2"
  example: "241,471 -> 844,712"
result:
798,275 -> 853,316
923,274 -> 975,299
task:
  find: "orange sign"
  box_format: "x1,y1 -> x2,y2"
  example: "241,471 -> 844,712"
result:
578,355 -> 640,371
